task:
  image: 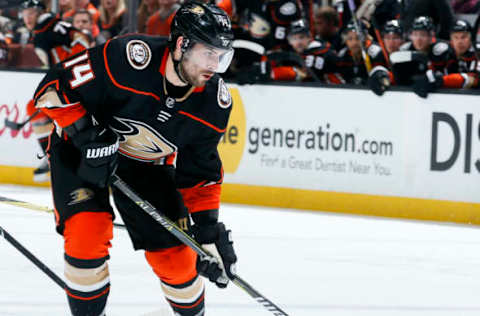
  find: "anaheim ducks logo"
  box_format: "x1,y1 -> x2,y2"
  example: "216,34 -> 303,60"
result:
68,188 -> 94,205
248,13 -> 271,39
110,117 -> 177,162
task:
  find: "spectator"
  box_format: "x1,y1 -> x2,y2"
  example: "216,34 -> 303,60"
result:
0,33 -> 9,66
137,0 -> 159,33
98,0 -> 127,39
145,0 -> 179,36
59,0 -> 73,16
72,9 -> 106,45
401,0 -> 455,40
11,0 -> 45,44
63,0 -> 100,37
314,6 -> 342,51
451,0 -> 480,14
382,19 -> 404,54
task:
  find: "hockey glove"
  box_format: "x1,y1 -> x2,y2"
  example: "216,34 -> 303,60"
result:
236,61 -> 271,85
412,70 -> 444,98
71,125 -> 119,188
368,67 -> 390,96
192,222 -> 237,288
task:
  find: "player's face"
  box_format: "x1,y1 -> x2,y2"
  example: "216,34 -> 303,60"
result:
345,31 -> 361,55
383,33 -> 404,53
180,42 -> 233,86
314,17 -> 328,37
73,13 -> 92,32
450,32 -> 471,56
287,33 -> 310,54
410,30 -> 432,52
22,8 -> 39,30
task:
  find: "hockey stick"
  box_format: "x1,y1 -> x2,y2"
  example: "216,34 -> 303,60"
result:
111,174 -> 289,316
0,225 -> 66,289
4,110 -> 40,131
347,0 -> 373,72
0,195 -> 127,230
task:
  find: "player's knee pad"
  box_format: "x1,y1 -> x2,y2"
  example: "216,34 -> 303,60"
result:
63,212 -> 112,316
64,211 -> 113,261
146,246 -> 204,316
145,245 -> 197,285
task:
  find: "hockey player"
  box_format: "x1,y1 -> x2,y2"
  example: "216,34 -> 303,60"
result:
278,18 -> 342,83
235,0 -> 303,51
33,2 -> 237,315
390,16 -> 453,89
27,8 -> 91,181
382,19 -> 404,54
336,20 -> 391,95
411,19 -> 479,97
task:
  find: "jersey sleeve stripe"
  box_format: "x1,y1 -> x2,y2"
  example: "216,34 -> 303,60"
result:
177,111 -> 226,133
103,39 -> 161,101
34,79 -> 60,100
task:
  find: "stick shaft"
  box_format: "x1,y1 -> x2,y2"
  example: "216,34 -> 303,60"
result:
111,175 -> 289,316
0,225 -> 66,289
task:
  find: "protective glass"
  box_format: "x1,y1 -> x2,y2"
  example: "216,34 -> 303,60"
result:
185,42 -> 234,73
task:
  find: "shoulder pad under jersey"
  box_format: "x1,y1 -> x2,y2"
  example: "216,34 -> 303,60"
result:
308,40 -> 323,49
432,41 -> 449,56
338,47 -> 348,58
278,1 -> 298,16
36,13 -> 54,26
368,43 -> 382,58
399,42 -> 413,51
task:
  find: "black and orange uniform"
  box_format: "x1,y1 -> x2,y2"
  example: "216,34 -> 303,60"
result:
272,40 -> 343,83
28,12 -> 91,181
33,13 -> 91,66
443,44 -> 480,89
34,35 -> 231,316
336,40 -> 389,85
235,0 -> 303,51
392,40 -> 453,85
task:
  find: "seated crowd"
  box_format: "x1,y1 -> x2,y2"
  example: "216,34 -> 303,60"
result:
0,0 -> 479,98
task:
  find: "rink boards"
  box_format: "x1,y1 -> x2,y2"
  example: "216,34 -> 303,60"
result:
0,70 -> 479,224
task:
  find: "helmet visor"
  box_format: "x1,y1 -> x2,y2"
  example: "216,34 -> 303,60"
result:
185,42 -> 234,73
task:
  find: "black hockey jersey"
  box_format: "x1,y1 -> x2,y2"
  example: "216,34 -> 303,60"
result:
34,35 -> 232,196
33,13 -> 91,66
235,0 -> 303,51
392,40 -> 453,85
336,41 -> 387,84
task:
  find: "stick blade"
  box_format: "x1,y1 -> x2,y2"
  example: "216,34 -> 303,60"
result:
4,118 -> 23,130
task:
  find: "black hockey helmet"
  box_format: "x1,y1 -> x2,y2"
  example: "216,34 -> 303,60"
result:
342,19 -> 367,35
383,20 -> 403,35
21,0 -> 46,10
169,1 -> 234,51
450,19 -> 472,34
411,16 -> 434,32
288,19 -> 310,37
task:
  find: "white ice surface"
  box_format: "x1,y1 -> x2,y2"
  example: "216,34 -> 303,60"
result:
1,184 -> 480,316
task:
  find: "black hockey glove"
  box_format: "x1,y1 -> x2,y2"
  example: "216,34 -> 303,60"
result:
412,70 -> 444,98
368,68 -> 390,96
192,222 -> 237,288
71,125 -> 119,188
236,61 -> 271,85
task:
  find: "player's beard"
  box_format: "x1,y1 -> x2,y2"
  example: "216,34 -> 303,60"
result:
179,56 -> 213,87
